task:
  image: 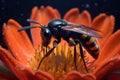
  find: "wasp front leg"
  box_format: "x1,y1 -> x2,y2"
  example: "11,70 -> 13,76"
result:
36,40 -> 60,70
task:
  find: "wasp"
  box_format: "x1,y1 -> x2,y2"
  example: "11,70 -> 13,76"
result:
18,19 -> 102,72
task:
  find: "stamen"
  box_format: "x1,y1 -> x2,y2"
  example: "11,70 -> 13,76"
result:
28,40 -> 89,79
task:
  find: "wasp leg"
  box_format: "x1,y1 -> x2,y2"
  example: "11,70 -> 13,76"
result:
68,40 -> 76,46
36,40 -> 59,70
68,40 -> 78,71
73,45 -> 78,71
78,41 -> 89,72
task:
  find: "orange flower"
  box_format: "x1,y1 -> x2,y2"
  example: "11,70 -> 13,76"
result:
0,6 -> 120,80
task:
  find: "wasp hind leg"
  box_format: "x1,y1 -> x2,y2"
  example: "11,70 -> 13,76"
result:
36,40 -> 59,70
78,41 -> 89,72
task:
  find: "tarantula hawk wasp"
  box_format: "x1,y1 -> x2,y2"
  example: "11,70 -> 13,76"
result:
18,19 -> 102,72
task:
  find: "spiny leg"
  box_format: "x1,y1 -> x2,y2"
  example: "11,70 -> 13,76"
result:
68,40 -> 78,70
36,40 -> 58,70
78,41 -> 89,72
73,45 -> 78,71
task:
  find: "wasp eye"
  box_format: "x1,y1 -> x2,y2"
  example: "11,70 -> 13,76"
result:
44,28 -> 51,38
41,27 -> 52,46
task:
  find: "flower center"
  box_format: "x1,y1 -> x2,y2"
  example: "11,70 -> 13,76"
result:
28,40 -> 89,80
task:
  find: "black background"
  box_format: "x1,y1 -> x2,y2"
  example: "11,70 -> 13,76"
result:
0,0 -> 120,47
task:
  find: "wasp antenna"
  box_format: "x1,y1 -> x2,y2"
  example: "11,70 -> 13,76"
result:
27,19 -> 43,27
18,26 -> 39,32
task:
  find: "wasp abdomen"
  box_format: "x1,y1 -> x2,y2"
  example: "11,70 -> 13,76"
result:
81,34 -> 99,59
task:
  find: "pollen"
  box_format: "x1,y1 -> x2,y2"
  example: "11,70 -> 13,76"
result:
28,39 -> 89,80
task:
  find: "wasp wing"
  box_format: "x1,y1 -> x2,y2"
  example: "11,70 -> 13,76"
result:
62,24 -> 102,38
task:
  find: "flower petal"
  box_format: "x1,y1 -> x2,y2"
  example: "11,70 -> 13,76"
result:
64,8 -> 79,22
93,54 -> 120,80
3,19 -> 34,66
0,60 -> 18,79
101,72 -> 120,80
0,59 -> 6,67
64,71 -> 96,80
0,46 -> 27,79
92,14 -> 115,48
0,46 -> 53,80
0,74 -> 18,80
64,8 -> 91,26
15,66 -> 54,80
93,30 -> 120,66
75,10 -> 91,26
91,30 -> 120,79
34,71 -> 54,80
30,6 -> 60,48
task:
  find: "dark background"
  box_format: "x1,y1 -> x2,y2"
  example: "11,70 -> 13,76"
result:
0,0 -> 120,47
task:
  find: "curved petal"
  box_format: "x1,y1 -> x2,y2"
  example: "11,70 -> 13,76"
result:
2,19 -> 34,66
75,10 -> 91,26
101,72 -> 120,80
0,74 -> 18,80
64,71 -> 96,80
15,66 -> 54,80
93,30 -> 120,66
91,30 -> 120,79
34,71 -> 54,80
92,14 -> 115,48
0,60 -> 18,79
64,8 -> 91,26
64,8 -> 79,22
0,59 -> 6,67
0,46 -> 53,80
0,46 -> 27,79
93,54 -> 120,80
30,6 -> 60,48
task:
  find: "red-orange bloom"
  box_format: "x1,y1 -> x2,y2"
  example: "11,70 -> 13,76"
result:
0,6 -> 120,80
